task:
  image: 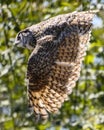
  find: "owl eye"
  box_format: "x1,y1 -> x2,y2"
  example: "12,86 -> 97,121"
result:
17,35 -> 21,40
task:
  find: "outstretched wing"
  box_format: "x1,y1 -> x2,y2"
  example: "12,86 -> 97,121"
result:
27,11 -> 97,121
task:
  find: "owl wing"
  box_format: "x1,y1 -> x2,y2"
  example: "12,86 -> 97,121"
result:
27,11 -> 96,122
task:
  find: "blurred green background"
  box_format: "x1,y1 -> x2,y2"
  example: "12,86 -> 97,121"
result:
0,0 -> 104,130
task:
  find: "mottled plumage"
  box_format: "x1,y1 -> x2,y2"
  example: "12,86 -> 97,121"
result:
15,10 -> 98,122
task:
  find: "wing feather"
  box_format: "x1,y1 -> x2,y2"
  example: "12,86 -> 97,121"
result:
27,11 -> 97,121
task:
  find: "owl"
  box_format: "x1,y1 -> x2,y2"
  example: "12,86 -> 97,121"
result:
15,10 -> 98,122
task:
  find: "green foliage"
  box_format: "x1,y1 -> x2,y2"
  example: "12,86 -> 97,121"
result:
0,0 -> 104,130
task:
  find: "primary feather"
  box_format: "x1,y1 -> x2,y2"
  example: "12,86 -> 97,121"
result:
15,10 -> 98,122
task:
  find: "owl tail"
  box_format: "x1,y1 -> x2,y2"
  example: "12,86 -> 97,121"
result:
28,85 -> 69,122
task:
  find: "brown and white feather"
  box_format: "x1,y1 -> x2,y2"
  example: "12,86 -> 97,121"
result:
15,10 -> 98,122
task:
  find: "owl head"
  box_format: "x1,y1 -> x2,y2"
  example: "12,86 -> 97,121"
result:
15,29 -> 36,50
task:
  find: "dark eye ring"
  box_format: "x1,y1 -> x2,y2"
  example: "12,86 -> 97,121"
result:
17,35 -> 21,40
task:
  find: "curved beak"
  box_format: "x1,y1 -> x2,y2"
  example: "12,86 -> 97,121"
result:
14,39 -> 20,46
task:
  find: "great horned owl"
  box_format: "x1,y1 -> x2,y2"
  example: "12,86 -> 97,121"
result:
15,10 -> 98,121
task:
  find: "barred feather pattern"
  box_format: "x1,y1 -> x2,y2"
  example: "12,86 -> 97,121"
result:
28,32 -> 90,121
15,10 -> 98,122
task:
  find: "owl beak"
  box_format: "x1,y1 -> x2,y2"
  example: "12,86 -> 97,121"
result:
14,40 -> 20,46
14,39 -> 25,48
